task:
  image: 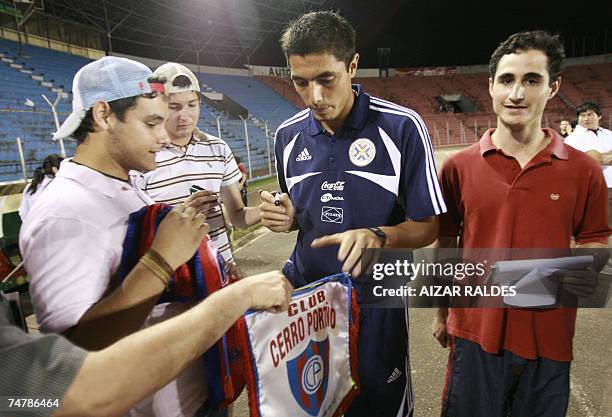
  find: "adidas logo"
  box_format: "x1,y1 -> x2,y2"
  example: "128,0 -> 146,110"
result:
296,147 -> 312,162
387,367 -> 402,383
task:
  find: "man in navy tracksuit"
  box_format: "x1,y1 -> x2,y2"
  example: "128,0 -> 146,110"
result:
260,11 -> 446,417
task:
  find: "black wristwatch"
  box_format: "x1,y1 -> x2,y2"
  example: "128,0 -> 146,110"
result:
367,227 -> 387,248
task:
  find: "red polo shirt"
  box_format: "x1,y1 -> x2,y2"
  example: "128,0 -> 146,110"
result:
439,128 -> 610,361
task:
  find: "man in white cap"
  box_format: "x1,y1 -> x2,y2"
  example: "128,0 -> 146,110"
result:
135,63 -> 274,275
19,56 -> 292,417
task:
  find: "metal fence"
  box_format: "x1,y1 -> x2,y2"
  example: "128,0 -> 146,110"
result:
200,115 -> 277,180
425,113 -> 612,148
2,109 -> 612,184
0,108 -> 279,183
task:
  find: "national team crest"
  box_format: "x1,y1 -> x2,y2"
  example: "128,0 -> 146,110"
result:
349,138 -> 376,167
287,338 -> 330,416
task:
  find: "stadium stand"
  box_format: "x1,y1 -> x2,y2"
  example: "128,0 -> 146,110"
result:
0,38 -> 299,182
0,38 -> 82,181
195,72 -> 299,175
1,35 -> 611,182
200,72 -> 298,130
258,60 -> 612,148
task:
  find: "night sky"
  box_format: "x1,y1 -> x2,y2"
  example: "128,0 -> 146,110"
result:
251,0 -> 611,69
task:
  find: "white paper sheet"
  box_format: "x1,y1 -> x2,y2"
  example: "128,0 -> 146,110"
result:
488,256 -> 593,284
487,256 -> 594,307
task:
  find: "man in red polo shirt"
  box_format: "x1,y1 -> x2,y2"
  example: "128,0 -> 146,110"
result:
434,31 -> 610,417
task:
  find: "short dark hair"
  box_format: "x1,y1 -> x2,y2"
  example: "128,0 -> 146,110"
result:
576,101 -> 602,117
489,30 -> 565,84
172,75 -> 193,89
170,75 -> 202,101
280,11 -> 356,68
72,76 -> 165,144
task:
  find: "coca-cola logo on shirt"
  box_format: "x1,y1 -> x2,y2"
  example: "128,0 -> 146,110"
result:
321,181 -> 345,191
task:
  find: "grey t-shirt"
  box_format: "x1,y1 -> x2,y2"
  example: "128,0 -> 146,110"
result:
0,295 -> 87,416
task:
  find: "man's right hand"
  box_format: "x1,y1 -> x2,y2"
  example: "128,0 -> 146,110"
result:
184,189 -> 218,214
236,271 -> 293,312
259,191 -> 294,232
433,307 -> 451,348
151,205 -> 209,270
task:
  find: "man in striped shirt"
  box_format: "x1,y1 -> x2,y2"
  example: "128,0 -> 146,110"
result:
260,11 -> 445,417
135,63 -> 263,270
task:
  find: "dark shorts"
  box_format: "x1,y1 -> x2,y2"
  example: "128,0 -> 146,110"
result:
441,337 -> 570,417
345,307 -> 413,417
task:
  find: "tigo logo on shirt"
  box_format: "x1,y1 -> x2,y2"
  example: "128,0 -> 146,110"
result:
296,148 -> 313,162
320,193 -> 344,203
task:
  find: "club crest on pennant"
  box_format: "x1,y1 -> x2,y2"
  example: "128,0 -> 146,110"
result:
287,338 -> 330,416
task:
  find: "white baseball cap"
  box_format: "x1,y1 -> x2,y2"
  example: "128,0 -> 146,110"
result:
152,62 -> 200,94
54,56 -> 164,141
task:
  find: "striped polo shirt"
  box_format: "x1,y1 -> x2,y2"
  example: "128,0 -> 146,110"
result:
136,128 -> 242,263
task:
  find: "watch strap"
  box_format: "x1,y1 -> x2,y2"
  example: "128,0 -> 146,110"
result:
367,227 -> 387,248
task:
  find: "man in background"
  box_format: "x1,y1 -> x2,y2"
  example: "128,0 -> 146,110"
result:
559,118 -> 573,137
565,101 -> 612,224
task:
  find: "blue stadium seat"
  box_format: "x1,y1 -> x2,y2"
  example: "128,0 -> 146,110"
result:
0,38 -> 296,180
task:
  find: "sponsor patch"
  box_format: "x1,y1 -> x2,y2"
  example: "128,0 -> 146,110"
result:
321,206 -> 343,224
321,181 -> 345,191
320,193 -> 344,203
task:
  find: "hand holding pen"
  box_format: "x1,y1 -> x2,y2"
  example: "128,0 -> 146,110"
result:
258,190 -> 295,233
273,191 -> 282,206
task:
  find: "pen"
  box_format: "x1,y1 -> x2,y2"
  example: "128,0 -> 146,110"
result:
273,192 -> 282,206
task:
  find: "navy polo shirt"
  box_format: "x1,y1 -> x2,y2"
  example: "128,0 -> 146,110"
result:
275,85 -> 446,287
